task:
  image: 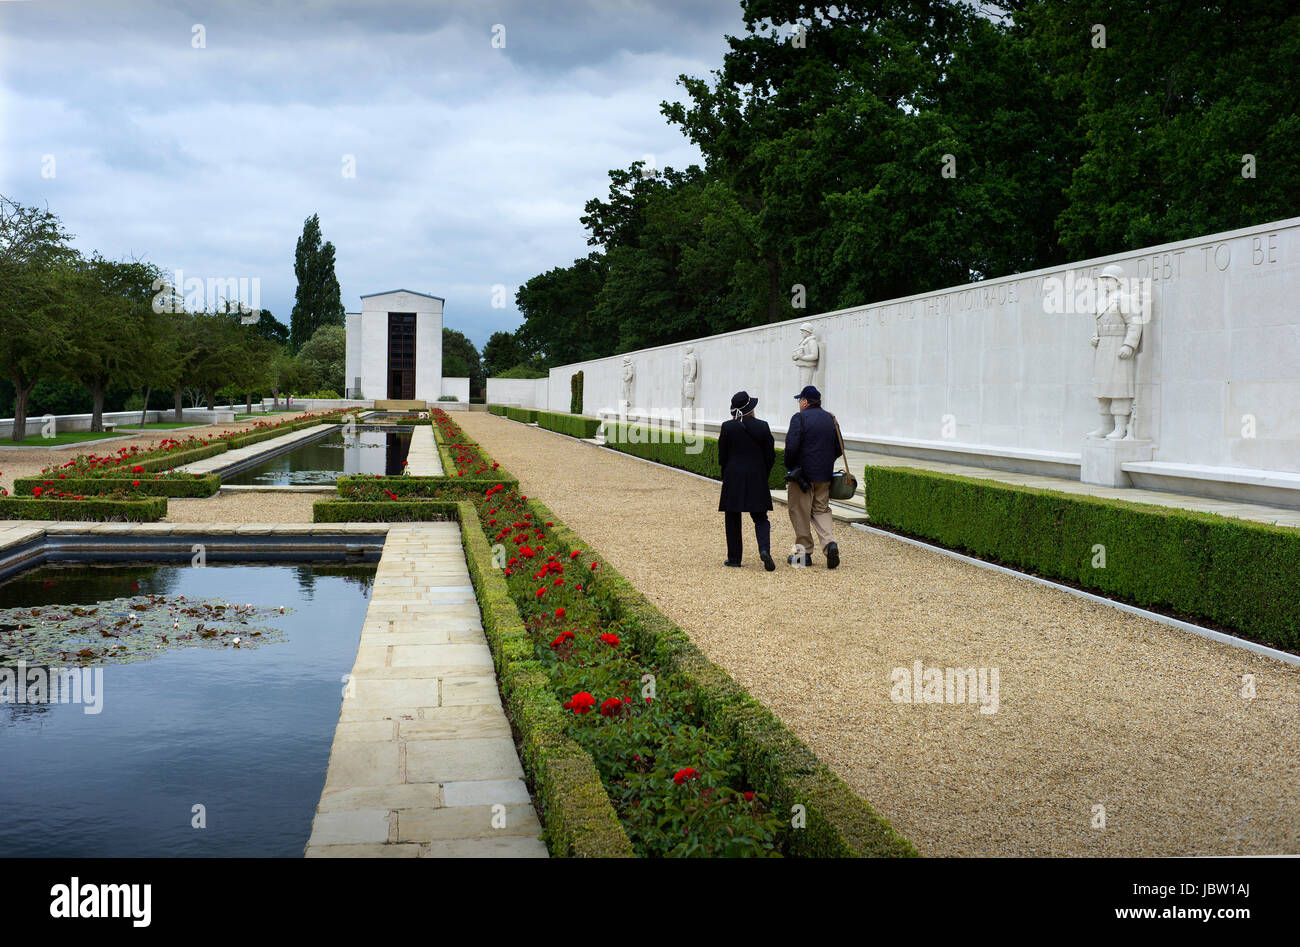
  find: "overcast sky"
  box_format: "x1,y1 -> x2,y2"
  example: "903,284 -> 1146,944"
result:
0,0 -> 748,348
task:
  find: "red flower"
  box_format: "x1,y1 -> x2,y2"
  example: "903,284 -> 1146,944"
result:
32,487 -> 43,497
743,792 -> 755,802
552,577 -> 564,587
673,767 -> 699,785
550,630 -> 574,649
535,587 -> 545,599
600,633 -> 619,647
132,480 -> 140,486
554,607 -> 565,619
590,561 -> 599,570
570,550 -> 581,559
599,698 -> 623,717
132,465 -> 144,473
563,691 -> 596,715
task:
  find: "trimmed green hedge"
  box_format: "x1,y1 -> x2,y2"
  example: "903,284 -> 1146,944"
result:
460,504 -> 634,857
603,423 -> 787,490
527,496 -> 918,857
488,404 -> 508,416
537,411 -> 601,439
863,464 -> 1300,650
335,475 -> 518,500
222,414 -> 344,450
134,441 -> 229,473
505,407 -> 539,424
0,495 -> 167,522
570,370 -> 583,415
312,499 -> 460,522
14,474 -> 220,498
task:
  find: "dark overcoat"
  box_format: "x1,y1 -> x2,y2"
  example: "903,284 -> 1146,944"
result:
717,415 -> 776,512
784,405 -> 839,483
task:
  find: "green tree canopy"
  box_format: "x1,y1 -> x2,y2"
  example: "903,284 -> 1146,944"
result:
289,213 -> 344,352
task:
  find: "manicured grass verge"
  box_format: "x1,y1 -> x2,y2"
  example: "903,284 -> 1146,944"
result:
14,474 -> 220,498
863,464 -> 1300,650
505,407 -> 538,424
488,404 -> 507,416
0,495 -> 167,521
602,422 -> 788,489
537,411 -> 601,439
459,503 -> 635,857
3,430 -> 134,447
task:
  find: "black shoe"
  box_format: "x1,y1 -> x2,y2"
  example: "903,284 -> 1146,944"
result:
724,560 -> 743,567
825,542 -> 840,569
760,552 -> 775,572
786,553 -> 814,567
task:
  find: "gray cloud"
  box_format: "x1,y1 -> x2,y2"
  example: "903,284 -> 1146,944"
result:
0,0 -> 745,346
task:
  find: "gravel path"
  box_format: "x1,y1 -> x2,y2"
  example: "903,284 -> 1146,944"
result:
458,412 -> 1300,857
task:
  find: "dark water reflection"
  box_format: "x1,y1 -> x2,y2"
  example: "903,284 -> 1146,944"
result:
224,428 -> 412,485
0,562 -> 374,857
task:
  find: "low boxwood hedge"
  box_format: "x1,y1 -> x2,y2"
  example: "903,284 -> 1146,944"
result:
862,464 -> 1300,650
335,475 -> 519,500
459,504 -> 634,857
602,422 -> 787,489
488,404 -> 508,417
505,407 -> 538,424
14,474 -> 220,498
537,411 -> 601,439
0,495 -> 167,522
312,499 -> 460,522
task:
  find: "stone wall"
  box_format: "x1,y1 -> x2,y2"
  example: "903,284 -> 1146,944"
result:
537,216 -> 1300,502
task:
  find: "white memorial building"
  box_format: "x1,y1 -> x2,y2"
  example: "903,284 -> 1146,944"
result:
344,289 -> 456,403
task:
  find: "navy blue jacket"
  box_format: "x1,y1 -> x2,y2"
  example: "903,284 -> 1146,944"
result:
784,406 -> 839,483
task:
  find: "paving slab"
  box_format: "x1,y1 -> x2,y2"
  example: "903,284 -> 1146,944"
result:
306,523 -> 546,858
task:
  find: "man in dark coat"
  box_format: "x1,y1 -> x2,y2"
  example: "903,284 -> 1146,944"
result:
718,390 -> 776,571
784,385 -> 840,568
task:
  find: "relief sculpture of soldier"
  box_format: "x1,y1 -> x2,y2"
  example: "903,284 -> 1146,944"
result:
681,345 -> 697,425
1088,264 -> 1146,441
792,323 -> 819,389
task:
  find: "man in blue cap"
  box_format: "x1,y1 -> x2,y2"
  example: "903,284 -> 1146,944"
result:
783,385 -> 839,568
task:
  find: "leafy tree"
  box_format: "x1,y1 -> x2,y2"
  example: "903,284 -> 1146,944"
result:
297,323 -> 346,394
514,253 -> 610,366
289,213 -> 345,352
0,198 -> 77,441
482,330 -> 526,377
64,255 -> 162,431
442,328 -> 483,392
246,309 -> 290,346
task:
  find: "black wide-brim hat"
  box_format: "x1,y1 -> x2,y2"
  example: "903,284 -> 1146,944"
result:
730,390 -> 758,414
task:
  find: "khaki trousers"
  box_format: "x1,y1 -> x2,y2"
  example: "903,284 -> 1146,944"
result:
787,481 -> 834,554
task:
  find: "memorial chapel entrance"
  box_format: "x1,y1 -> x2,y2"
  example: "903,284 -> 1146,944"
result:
386,312 -> 416,399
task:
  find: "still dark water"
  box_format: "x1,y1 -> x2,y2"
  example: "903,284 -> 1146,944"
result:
0,562 -> 374,857
224,428 -> 412,485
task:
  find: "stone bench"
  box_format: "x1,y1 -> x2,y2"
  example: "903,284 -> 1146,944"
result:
1121,461 -> 1300,509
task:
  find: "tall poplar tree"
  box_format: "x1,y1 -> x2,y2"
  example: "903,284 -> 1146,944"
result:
289,213 -> 345,352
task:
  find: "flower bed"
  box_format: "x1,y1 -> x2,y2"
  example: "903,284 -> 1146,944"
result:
217,409 -> 350,450
41,436 -> 229,479
0,492 -> 167,521
14,473 -> 221,498
431,409 -> 916,857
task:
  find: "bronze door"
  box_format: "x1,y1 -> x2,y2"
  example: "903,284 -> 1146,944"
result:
387,312 -> 416,399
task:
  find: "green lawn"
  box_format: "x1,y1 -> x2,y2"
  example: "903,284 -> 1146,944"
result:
1,429 -> 130,447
